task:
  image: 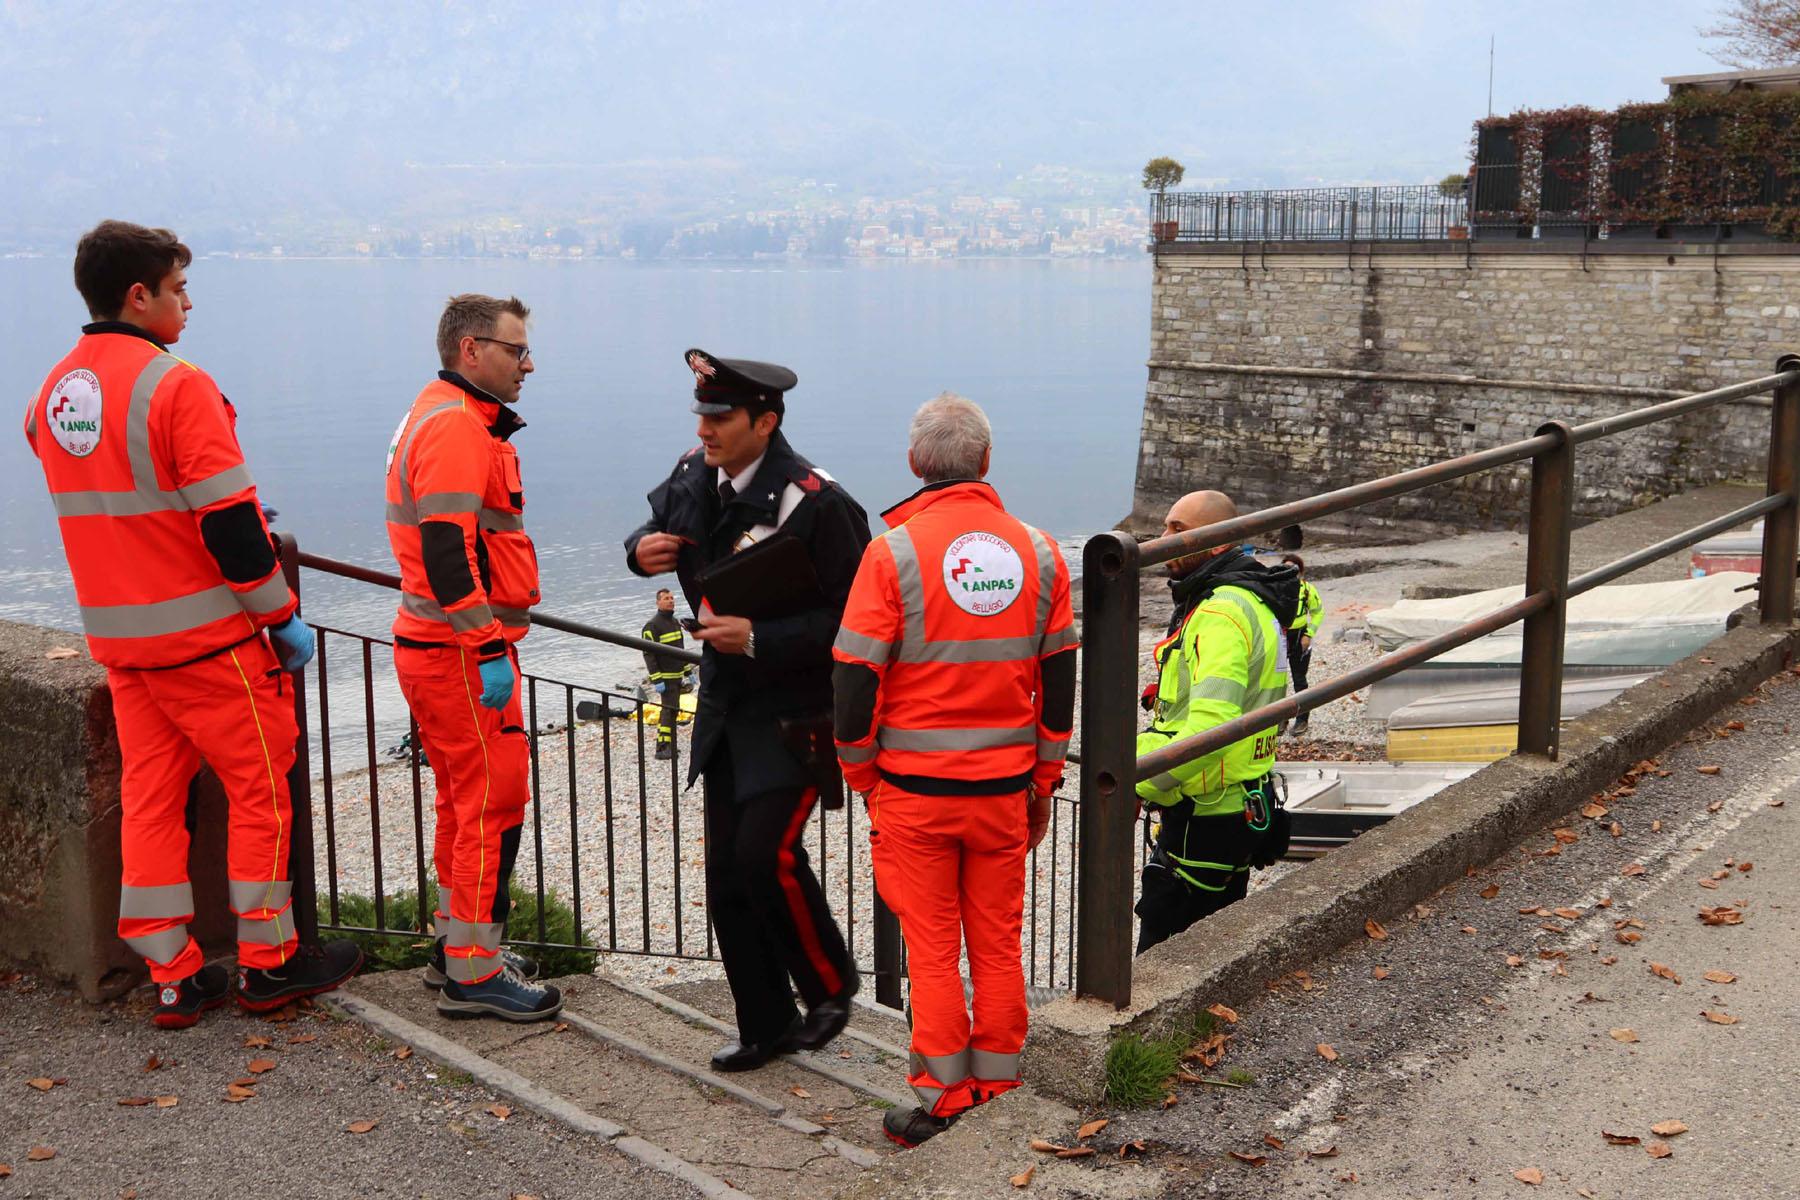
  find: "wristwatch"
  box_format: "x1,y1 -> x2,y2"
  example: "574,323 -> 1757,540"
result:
744,627 -> 757,659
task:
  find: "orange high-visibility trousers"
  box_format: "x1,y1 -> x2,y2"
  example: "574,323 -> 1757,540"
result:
868,783 -> 1029,1117
111,636 -> 300,984
394,642 -> 530,984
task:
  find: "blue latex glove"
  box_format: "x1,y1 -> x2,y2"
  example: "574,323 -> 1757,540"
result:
655,681 -> 668,695
268,615 -> 315,671
477,656 -> 514,710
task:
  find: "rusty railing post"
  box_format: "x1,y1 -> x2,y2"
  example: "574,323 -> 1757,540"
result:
277,533 -> 319,947
1518,422 -> 1574,759
1076,531 -> 1139,1008
872,891 -> 904,1010
1760,356 -> 1800,626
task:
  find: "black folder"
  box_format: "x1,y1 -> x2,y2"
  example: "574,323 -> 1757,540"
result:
694,531 -> 824,619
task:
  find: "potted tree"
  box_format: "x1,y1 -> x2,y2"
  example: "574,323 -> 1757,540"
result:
1439,172 -> 1469,239
1143,156 -> 1185,242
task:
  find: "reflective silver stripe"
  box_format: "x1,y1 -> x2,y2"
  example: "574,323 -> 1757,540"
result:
896,634 -> 1040,664
392,400 -> 468,518
179,463 -> 255,509
910,1048 -> 971,1086
494,605 -> 530,627
1036,735 -> 1071,761
53,490 -> 180,518
1039,624 -> 1079,657
228,879 -> 293,914
479,508 -> 524,531
1191,675 -> 1248,706
80,585 -> 245,639
25,409 -> 36,439
1025,525 -> 1057,638
126,354 -> 183,498
885,526 -> 929,651
416,491 -> 482,518
384,501 -> 414,525
969,1049 -> 1021,1082
443,919 -> 504,953
833,627 -> 893,663
837,741 -> 879,763
401,591 -> 495,633
119,882 -> 194,920
878,725 -> 1035,752
124,925 -> 192,966
236,573 -> 293,617
1147,768 -> 1184,793
237,911 -> 293,948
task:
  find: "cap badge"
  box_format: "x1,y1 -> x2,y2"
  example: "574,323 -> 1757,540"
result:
687,351 -> 716,386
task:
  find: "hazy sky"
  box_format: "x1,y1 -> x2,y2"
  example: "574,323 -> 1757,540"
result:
0,1 -> 1735,241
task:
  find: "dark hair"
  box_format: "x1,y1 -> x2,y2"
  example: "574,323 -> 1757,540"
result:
437,293 -> 530,368
73,221 -> 192,320
1281,553 -> 1306,572
656,587 -> 673,598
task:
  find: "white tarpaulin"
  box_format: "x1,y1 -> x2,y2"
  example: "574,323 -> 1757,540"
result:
1366,571 -> 1758,651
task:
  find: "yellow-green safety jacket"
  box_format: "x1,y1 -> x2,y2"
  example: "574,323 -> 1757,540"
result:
1288,580 -> 1322,638
1136,582 -> 1290,815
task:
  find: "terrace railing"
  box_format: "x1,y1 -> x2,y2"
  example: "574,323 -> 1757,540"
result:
1073,359 -> 1800,1008
1152,185 -> 1468,243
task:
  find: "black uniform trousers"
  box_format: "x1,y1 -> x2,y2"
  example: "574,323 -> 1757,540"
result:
1285,629 -> 1312,698
703,750 -> 855,1047
656,682 -> 680,746
1134,804 -> 1253,955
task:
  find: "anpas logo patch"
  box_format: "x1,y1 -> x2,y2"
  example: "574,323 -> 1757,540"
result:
46,369 -> 103,457
942,531 -> 1024,617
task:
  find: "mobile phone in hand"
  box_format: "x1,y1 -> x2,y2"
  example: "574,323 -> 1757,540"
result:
678,616 -> 704,633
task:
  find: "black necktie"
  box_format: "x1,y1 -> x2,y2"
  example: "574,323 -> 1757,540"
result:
718,477 -> 735,508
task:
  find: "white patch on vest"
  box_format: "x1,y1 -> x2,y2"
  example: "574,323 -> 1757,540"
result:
383,411 -> 411,473
45,369 -> 103,457
942,531 -> 1024,617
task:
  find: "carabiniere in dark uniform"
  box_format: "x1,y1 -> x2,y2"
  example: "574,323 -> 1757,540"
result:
625,348 -> 870,1071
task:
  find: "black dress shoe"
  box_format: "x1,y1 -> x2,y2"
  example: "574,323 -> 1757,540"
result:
711,1016 -> 800,1072
782,996 -> 852,1052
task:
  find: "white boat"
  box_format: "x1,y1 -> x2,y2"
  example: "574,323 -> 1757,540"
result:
1277,761 -> 1484,858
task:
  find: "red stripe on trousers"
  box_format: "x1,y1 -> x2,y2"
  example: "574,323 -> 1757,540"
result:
777,787 -> 842,998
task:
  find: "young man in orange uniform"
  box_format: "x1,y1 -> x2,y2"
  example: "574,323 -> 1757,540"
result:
833,393 -> 1077,1147
24,220 -> 362,1027
385,294 -> 558,1022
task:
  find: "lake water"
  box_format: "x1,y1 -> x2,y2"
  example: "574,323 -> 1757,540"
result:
2,257 -> 1150,739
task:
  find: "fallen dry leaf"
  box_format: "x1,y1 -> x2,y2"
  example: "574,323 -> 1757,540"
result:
1479,883 -> 1500,899
1649,963 -> 1682,984
26,1147 -> 54,1162
246,1059 -> 277,1074
1646,1141 -> 1673,1159
789,1086 -> 812,1099
0,1165 -> 9,1177
243,1035 -> 271,1049
1337,1173 -> 1359,1183
1553,907 -> 1581,920
1227,1151 -> 1268,1167
1117,1140 -> 1148,1158
287,1034 -> 317,1045
1460,925 -> 1478,935
1616,931 -> 1643,945
1601,955 -> 1619,966
1609,822 -> 1624,838
153,1095 -> 178,1108
1580,802 -> 1609,820
1702,1010 -> 1739,1025
1706,800 -> 1724,814
1316,1044 -> 1338,1062
1739,861 -> 1754,872
225,1084 -> 255,1101
487,1103 -> 512,1119
1608,1028 -> 1639,1043
1308,1145 -> 1340,1158
1161,1092 -> 1179,1109
1552,829 -> 1580,845
1697,765 -> 1721,776
345,1119 -> 379,1134
229,1077 -> 259,1088
1009,1165 -> 1035,1188
1505,955 -> 1525,967
25,1078 -> 56,1091
1698,878 -> 1720,890
1263,1134 -> 1285,1150
1364,919 -> 1388,941
1372,966 -> 1390,980
1028,1139 -> 1064,1154
1703,970 -> 1737,984
1698,906 -> 1743,926
1600,1130 -> 1641,1145
393,1046 -> 413,1060
45,646 -> 80,660
1053,1147 -> 1095,1159
1206,1002 -> 1239,1024
1622,864 -> 1646,877
1077,1118 -> 1108,1139
117,1096 -> 153,1106
1650,1120 -> 1688,1137
1513,1166 -> 1543,1185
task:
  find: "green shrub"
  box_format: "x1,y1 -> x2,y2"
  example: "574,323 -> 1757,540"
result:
323,880 -> 598,978
1101,1010 -> 1223,1107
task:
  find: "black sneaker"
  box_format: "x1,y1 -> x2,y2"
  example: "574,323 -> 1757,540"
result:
421,939 -> 541,990
436,966 -> 563,1022
655,743 -> 674,761
883,1106 -> 957,1149
236,940 -> 364,1012
152,963 -> 231,1029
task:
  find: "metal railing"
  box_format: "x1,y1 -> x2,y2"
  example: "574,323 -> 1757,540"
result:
273,547 -> 1093,1008
1073,359 -> 1800,1008
1152,186 -> 1468,243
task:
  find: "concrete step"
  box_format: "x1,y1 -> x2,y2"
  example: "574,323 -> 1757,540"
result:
340,968 -> 882,1198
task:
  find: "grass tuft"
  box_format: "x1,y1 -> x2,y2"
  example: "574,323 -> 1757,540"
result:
1102,1008 -> 1231,1107
326,880 -> 598,977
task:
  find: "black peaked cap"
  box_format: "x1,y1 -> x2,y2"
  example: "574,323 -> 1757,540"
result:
686,347 -> 798,415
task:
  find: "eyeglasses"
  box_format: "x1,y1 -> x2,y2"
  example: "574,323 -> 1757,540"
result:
473,336 -> 533,365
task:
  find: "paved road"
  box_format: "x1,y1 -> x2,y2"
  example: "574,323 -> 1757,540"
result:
1092,665 -> 1800,1198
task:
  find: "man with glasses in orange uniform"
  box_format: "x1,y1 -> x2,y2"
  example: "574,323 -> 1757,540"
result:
385,294 -> 558,1022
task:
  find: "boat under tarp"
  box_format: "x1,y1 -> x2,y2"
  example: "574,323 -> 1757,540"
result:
1383,673 -> 1653,762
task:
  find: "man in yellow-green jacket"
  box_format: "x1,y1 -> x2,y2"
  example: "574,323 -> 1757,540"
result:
1282,554 -> 1323,735
1135,491 -> 1299,954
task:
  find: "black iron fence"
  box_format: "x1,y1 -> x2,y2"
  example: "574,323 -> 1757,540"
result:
1072,361 -> 1800,1008
1151,185 -> 1468,243
275,548 -> 1099,1009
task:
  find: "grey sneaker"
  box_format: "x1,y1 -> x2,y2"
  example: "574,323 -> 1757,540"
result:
436,965 -> 563,1023
421,938 -> 540,990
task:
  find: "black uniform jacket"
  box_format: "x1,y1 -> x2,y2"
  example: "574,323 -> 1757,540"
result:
640,609 -> 687,678
625,431 -> 871,798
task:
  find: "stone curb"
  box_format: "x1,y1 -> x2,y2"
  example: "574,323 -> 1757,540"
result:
1021,616 -> 1800,1106
327,992 -> 751,1200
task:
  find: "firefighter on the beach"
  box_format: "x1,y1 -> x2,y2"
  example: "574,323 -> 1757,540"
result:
642,587 -> 690,760
23,220 -> 363,1026
385,293 -> 559,1021
833,393 -> 1077,1147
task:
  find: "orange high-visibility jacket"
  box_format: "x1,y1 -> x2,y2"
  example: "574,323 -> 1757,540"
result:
833,481 -> 1077,795
385,373 -> 539,658
24,325 -> 295,668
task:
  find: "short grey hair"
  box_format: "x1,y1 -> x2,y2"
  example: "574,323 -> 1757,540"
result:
909,392 -> 991,483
